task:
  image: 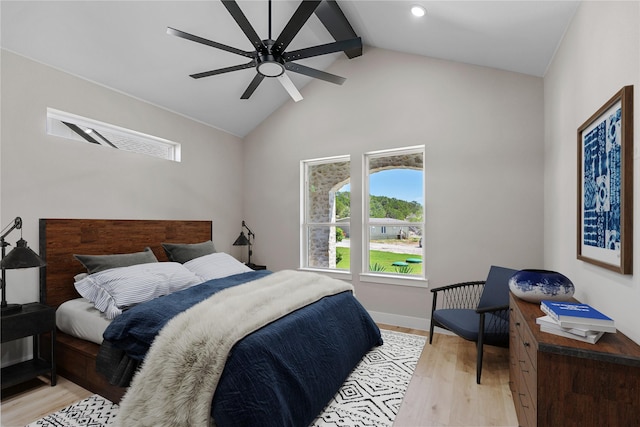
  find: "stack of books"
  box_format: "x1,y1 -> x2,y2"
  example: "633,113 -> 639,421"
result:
537,300 -> 616,344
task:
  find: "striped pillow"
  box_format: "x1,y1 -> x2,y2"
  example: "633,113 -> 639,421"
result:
183,252 -> 252,282
74,262 -> 202,319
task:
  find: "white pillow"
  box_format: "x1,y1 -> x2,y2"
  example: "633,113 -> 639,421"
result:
74,262 -> 202,319
183,252 -> 252,282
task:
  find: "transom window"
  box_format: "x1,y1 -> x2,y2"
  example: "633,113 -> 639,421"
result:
46,108 -> 181,162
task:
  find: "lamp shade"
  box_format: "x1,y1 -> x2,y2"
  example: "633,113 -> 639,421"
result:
233,232 -> 250,246
0,238 -> 46,269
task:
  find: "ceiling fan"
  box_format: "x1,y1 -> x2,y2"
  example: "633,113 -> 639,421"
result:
167,0 -> 362,102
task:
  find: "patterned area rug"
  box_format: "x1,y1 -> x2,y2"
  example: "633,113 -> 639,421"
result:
27,330 -> 425,427
26,394 -> 118,427
311,330 -> 426,427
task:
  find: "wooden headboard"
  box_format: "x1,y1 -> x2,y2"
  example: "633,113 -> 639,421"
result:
39,219 -> 213,308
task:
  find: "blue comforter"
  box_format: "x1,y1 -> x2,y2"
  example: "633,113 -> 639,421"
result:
102,270 -> 382,427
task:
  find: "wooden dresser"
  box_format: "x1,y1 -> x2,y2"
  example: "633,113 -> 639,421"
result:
509,294 -> 640,426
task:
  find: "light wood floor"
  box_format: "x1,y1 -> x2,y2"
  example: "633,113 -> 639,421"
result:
384,325 -> 517,427
1,326 -> 517,427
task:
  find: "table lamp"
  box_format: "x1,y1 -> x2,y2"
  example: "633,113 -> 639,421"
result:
232,220 -> 255,267
1,217 -> 46,316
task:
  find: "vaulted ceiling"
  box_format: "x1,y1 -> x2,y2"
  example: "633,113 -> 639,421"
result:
1,1 -> 579,137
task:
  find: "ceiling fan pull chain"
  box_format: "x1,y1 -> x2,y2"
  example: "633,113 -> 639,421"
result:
268,0 -> 272,41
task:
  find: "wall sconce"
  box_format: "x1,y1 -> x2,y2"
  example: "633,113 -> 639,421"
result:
1,217 -> 46,316
232,220 -> 255,268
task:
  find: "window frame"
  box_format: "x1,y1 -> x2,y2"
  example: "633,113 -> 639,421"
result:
300,155 -> 351,274
362,145 -> 426,283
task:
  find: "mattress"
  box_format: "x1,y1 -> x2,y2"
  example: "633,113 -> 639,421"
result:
56,297 -> 111,345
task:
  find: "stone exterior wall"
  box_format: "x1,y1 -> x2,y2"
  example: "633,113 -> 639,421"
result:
307,161 -> 350,268
306,152 -> 423,269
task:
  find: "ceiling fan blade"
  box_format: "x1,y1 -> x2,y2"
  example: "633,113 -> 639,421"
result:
314,0 -> 361,59
284,37 -> 362,62
190,61 -> 256,79
285,62 -> 346,85
241,74 -> 265,99
277,73 -> 303,102
220,0 -> 265,51
273,0 -> 322,55
167,27 -> 253,58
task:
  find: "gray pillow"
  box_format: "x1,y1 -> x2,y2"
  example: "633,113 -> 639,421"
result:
74,247 -> 158,274
162,240 -> 216,263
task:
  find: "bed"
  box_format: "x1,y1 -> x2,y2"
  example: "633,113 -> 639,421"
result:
38,218 -> 382,426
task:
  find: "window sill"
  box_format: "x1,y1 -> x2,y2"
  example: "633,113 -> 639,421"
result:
297,268 -> 352,282
359,273 -> 428,288
296,269 -> 429,288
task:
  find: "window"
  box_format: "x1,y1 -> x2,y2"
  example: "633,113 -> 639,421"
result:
301,156 -> 350,271
365,147 -> 424,277
301,146 -> 424,282
46,108 -> 181,162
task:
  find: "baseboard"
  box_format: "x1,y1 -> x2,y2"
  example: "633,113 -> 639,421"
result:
368,310 -> 455,337
368,310 -> 428,331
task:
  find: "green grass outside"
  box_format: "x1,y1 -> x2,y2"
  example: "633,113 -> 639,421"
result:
336,247 -> 423,275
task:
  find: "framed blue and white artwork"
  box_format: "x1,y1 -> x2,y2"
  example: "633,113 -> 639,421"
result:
577,85 -> 634,274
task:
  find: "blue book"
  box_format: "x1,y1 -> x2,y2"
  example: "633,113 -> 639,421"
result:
540,300 -> 615,330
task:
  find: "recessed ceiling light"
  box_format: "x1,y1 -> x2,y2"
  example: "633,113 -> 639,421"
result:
411,5 -> 426,17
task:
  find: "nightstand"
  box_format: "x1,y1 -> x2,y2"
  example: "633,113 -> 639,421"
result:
247,263 -> 267,270
1,302 -> 56,389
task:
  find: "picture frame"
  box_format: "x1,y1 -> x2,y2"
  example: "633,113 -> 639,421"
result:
577,85 -> 633,274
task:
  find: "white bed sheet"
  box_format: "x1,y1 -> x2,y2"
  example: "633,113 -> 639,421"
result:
56,298 -> 111,345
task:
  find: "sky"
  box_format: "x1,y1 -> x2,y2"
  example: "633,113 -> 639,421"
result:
340,169 -> 424,204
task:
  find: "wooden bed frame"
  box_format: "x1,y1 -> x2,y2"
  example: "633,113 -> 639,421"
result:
38,218 -> 213,403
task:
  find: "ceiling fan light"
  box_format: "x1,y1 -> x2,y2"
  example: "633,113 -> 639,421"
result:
257,61 -> 285,77
411,5 -> 426,17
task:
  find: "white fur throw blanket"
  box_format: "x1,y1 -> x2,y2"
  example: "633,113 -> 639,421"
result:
116,270 -> 353,427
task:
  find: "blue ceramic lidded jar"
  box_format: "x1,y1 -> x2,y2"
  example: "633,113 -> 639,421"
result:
508,269 -> 575,303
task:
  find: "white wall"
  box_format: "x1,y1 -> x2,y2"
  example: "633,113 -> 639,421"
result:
243,47 -> 545,327
1,50 -> 245,364
544,1 -> 640,344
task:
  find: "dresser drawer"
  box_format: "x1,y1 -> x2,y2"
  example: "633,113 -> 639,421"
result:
511,305 -> 526,345
516,374 -> 536,427
509,295 -> 537,427
520,320 -> 537,371
518,344 -> 537,411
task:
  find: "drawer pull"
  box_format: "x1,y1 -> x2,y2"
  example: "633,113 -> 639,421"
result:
518,393 -> 530,409
524,341 -> 530,347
